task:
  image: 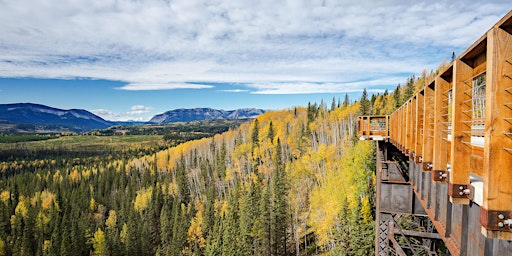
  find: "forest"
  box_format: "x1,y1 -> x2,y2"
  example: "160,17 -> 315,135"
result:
0,72 -> 431,255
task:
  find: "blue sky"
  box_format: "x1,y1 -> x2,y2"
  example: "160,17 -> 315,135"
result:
0,1 -> 510,121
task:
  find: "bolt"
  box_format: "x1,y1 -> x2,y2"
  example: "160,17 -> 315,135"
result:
498,214 -> 505,220
459,191 -> 464,195
499,222 -> 504,228
459,186 -> 464,190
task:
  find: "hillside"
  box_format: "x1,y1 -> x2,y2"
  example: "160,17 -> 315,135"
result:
149,107 -> 265,123
0,102 -> 375,255
0,103 -> 113,132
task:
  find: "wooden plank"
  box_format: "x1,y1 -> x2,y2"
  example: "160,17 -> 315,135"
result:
450,59 -> 474,204
482,26 -> 512,240
422,84 -> 435,169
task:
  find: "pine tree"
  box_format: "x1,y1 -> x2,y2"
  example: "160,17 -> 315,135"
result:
271,138 -> 288,255
343,93 -> 350,107
239,180 -> 259,255
403,76 -> 415,102
359,88 -> 371,115
267,121 -> 275,143
393,84 -> 402,108
221,188 -> 240,256
254,181 -> 271,256
251,119 -> 260,151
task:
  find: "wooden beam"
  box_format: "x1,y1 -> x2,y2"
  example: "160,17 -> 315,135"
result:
481,26 -> 512,240
406,100 -> 413,155
449,59 -> 474,204
415,92 -> 424,163
410,97 -> 417,158
422,84 -> 435,171
432,75 -> 451,182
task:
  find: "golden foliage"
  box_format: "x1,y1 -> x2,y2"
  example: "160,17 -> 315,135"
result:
0,191 -> 9,204
133,186 -> 153,213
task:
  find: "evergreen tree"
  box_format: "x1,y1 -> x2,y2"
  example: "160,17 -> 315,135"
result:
370,94 -> 377,114
254,181 -> 271,256
359,88 -> 371,115
221,188 -> 240,256
403,76 -> 415,102
267,121 -> 275,143
251,119 -> 260,150
343,93 -> 350,107
393,84 -> 402,108
271,138 -> 288,255
239,180 -> 259,255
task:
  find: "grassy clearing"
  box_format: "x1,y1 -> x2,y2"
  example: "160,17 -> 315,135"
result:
0,134 -> 163,151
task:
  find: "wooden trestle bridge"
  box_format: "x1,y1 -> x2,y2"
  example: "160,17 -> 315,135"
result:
357,11 -> 512,256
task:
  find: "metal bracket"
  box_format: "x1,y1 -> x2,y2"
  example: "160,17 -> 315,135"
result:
480,209 -> 512,232
423,162 -> 433,171
432,169 -> 448,182
415,155 -> 423,164
449,183 -> 472,199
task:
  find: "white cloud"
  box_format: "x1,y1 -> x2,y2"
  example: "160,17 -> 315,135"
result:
221,89 -> 249,93
247,78 -> 400,95
0,0 -> 510,93
118,83 -> 214,91
91,105 -> 155,121
127,105 -> 153,115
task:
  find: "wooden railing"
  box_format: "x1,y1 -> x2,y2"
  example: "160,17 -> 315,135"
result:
357,115 -> 389,140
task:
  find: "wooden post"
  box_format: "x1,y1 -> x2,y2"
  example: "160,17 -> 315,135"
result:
422,84 -> 435,171
410,97 -> 417,158
481,26 -> 512,240
449,59 -> 474,204
432,74 -> 451,182
400,107 -> 405,150
386,115 -> 389,138
416,92 -> 424,164
406,101 -> 412,155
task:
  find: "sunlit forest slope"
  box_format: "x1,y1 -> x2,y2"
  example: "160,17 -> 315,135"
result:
0,100 -> 380,255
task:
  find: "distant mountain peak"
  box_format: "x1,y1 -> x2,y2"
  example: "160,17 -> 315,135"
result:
149,108 -> 265,124
0,103 -> 113,132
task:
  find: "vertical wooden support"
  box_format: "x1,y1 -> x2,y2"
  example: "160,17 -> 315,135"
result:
402,106 -> 406,150
449,59 -> 474,204
422,84 -> 435,171
481,26 -> 512,240
400,107 -> 405,150
432,75 -> 451,182
410,97 -> 417,158
416,92 -> 424,163
385,115 -> 389,138
406,101 -> 412,155
364,116 -> 372,140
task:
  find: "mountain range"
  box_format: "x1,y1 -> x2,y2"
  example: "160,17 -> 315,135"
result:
0,103 -> 264,133
149,108 -> 265,123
